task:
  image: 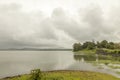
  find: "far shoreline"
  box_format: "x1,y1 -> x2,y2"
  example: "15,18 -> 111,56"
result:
0,49 -> 72,51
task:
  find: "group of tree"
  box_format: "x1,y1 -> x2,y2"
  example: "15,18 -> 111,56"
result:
73,40 -> 120,51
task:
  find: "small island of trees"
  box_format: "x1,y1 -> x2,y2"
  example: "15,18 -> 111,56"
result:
73,40 -> 120,57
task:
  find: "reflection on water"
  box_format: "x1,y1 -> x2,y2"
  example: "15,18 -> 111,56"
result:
0,51 -> 74,78
73,54 -> 120,78
0,51 -> 119,78
74,54 -> 96,61
74,54 -> 120,62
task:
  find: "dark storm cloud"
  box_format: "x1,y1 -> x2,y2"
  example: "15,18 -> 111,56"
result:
0,3 -> 120,49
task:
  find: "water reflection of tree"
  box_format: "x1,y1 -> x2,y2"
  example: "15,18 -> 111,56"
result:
74,55 -> 96,61
73,55 -> 120,62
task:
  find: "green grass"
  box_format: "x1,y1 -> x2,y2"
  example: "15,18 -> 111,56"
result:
74,48 -> 120,55
1,71 -> 119,80
103,48 -> 120,52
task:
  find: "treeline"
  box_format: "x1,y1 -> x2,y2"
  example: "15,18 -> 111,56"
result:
73,40 -> 120,51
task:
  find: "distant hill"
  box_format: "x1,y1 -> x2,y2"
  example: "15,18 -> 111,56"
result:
0,48 -> 72,51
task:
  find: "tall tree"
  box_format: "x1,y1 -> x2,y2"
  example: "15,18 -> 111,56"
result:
82,41 -> 96,50
73,43 -> 81,51
107,42 -> 115,49
100,40 -> 108,48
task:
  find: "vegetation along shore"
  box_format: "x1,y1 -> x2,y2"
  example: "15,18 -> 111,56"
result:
1,69 -> 119,80
73,40 -> 120,56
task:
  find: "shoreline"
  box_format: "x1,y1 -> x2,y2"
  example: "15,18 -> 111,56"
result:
1,70 -> 120,80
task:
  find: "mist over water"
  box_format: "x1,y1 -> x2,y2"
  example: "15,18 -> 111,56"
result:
0,51 -> 74,78
0,51 -> 119,78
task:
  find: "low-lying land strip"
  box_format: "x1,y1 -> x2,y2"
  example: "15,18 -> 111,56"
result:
1,70 -> 119,80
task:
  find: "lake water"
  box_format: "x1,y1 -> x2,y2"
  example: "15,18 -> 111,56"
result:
0,51 -> 119,78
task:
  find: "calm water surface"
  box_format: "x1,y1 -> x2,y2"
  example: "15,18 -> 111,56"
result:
0,51 -> 119,78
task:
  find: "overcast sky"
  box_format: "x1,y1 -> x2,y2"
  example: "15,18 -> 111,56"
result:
0,0 -> 120,49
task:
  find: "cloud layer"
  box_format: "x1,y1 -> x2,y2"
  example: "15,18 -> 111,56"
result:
0,2 -> 120,49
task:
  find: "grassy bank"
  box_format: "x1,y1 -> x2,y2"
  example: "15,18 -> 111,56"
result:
74,48 -> 120,54
1,70 -> 119,80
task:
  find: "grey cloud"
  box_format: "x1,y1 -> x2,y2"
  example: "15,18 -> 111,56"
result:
77,6 -> 117,41
0,3 -> 120,49
0,4 -> 75,48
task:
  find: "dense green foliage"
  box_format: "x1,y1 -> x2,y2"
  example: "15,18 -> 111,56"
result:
96,48 -> 120,57
29,69 -> 42,80
73,40 -> 120,56
73,41 -> 96,51
73,43 -> 82,51
1,70 -> 119,80
73,40 -> 120,51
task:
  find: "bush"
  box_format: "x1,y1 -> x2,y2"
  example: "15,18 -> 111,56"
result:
29,69 -> 42,80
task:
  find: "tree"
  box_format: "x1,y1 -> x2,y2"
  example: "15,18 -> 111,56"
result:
106,42 -> 115,49
82,42 -> 88,49
96,41 -> 102,48
82,41 -> 96,50
100,40 -> 108,48
73,43 -> 81,51
114,43 -> 120,49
